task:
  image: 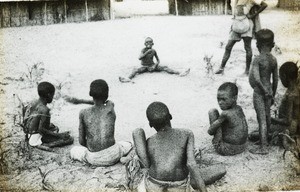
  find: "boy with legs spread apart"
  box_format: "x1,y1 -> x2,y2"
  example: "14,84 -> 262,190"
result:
215,0 -> 267,75
119,37 -> 190,83
24,82 -> 74,148
133,102 -> 226,192
70,79 -> 132,166
248,29 -> 278,154
208,82 -> 248,156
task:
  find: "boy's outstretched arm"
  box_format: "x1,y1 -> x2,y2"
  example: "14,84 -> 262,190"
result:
187,131 -> 207,192
78,111 -> 86,146
132,128 -> 150,168
208,114 -> 226,135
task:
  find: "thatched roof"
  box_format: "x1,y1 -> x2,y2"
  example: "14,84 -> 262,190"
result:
0,0 -> 59,1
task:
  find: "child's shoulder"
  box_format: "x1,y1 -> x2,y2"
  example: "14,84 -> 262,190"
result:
36,103 -> 50,114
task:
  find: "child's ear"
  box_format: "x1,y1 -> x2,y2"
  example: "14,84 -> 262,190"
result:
149,122 -> 153,128
234,95 -> 238,101
169,114 -> 172,120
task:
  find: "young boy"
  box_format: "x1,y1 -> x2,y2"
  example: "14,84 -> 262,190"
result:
24,82 -> 73,148
119,37 -> 190,83
133,102 -> 226,192
208,82 -> 248,156
248,29 -> 278,154
70,79 -> 132,166
215,0 -> 267,75
249,62 -> 299,144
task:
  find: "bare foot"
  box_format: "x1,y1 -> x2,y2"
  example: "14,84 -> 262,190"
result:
119,77 -> 133,83
249,146 -> 269,155
179,68 -> 190,77
215,67 -> 224,75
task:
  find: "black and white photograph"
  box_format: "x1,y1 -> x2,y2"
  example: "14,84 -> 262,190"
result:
0,0 -> 299,191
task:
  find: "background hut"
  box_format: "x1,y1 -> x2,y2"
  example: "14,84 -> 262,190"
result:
0,0 -> 111,28
168,0 -> 231,15
277,0 -> 300,10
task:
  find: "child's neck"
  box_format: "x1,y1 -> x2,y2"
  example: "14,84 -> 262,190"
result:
93,99 -> 105,106
259,46 -> 272,54
38,97 -> 48,105
156,124 -> 172,132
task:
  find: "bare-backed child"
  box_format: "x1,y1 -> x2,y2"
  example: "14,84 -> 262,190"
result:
133,102 -> 226,192
24,82 -> 74,148
70,79 -> 132,166
119,37 -> 190,83
208,82 -> 248,156
248,29 -> 278,154
249,62 -> 299,145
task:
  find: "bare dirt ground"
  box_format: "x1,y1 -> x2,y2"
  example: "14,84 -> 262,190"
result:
0,2 -> 300,191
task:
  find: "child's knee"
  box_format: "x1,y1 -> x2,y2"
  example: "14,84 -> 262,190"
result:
132,128 -> 145,138
208,108 -> 219,122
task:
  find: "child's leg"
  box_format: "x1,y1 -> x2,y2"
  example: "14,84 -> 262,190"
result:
209,108 -> 219,125
250,92 -> 268,154
242,37 -> 252,74
128,67 -> 148,79
42,132 -> 74,148
132,128 -> 150,168
208,109 -> 223,150
198,164 -> 226,185
155,65 -> 180,75
215,40 -> 238,74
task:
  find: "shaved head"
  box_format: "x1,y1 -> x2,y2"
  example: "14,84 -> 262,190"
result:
146,102 -> 171,130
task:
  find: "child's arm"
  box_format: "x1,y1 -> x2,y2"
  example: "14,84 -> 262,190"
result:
38,108 -> 61,137
247,1 -> 267,19
154,50 -> 160,65
208,113 -> 226,135
251,58 -> 271,97
187,131 -> 207,192
78,110 -> 86,147
132,128 -> 150,168
272,59 -> 279,98
138,48 -> 152,60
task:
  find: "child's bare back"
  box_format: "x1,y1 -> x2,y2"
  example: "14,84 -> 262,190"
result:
79,100 -> 116,152
147,128 -> 192,181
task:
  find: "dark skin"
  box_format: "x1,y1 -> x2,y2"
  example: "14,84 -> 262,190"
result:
208,90 -> 248,145
79,99 -> 116,152
133,115 -> 206,192
26,93 -> 73,148
249,42 -> 278,154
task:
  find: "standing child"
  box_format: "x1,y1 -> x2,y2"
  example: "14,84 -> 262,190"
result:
119,37 -> 190,83
208,82 -> 248,156
248,29 -> 278,154
24,82 -> 74,148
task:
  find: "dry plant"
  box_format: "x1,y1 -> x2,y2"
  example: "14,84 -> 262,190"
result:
204,55 -> 215,79
23,62 -> 45,86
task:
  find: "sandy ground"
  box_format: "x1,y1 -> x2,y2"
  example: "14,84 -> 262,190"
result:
0,2 -> 300,191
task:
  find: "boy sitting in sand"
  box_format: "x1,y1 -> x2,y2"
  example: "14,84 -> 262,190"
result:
248,29 -> 278,154
208,82 -> 248,156
249,62 -> 299,145
133,102 -> 226,192
119,37 -> 190,83
24,82 -> 74,148
70,79 -> 132,166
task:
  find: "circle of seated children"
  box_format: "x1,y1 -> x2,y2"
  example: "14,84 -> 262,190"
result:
23,29 -> 300,191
